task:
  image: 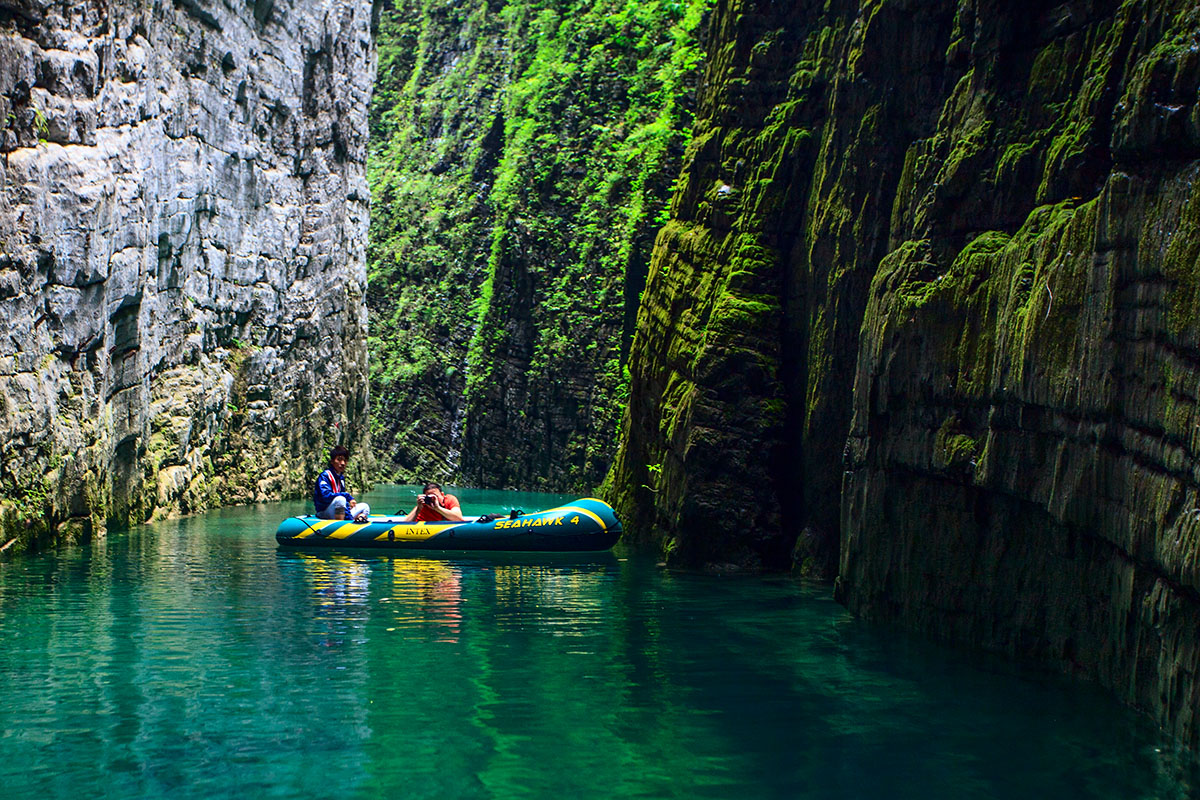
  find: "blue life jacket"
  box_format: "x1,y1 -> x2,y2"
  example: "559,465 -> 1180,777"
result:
313,468 -> 352,513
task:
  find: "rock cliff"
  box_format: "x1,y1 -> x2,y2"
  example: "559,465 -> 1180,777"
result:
367,0 -> 708,491
606,0 -> 1200,738
0,0 -> 375,554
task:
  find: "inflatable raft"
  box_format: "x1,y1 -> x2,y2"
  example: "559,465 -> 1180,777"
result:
275,497 -> 621,552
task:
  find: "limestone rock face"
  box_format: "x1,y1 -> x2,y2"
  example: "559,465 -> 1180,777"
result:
839,0 -> 1200,741
0,0 -> 374,552
607,0 -> 856,569
607,0 -> 1200,738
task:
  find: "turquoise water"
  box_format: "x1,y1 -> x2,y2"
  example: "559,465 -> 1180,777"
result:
0,484 -> 1196,799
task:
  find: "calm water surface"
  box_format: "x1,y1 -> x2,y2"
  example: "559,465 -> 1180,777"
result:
0,485 -> 1196,799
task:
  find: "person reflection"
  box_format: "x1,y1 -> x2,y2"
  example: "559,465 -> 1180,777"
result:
297,552 -> 371,648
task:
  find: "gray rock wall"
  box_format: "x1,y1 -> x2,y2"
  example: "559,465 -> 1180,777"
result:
0,0 -> 375,552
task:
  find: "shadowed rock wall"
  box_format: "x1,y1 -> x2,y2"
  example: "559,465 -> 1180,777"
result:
606,0 -> 1200,738
0,0 -> 374,553
607,0 -> 878,568
839,0 -> 1200,741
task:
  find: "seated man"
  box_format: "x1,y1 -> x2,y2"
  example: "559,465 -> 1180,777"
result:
313,445 -> 370,522
403,482 -> 464,522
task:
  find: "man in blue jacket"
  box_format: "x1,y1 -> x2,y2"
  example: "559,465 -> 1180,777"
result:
313,445 -> 370,522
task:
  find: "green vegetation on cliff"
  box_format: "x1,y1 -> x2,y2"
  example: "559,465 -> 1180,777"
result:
368,0 -> 710,490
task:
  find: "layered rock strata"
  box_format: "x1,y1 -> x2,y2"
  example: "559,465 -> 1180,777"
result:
0,0 -> 374,553
607,0 -> 859,568
607,0 -> 1200,738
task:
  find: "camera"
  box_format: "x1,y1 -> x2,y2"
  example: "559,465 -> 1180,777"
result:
421,494 -> 436,506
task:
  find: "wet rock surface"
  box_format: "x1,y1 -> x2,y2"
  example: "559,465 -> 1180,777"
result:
0,0 -> 374,551
840,0 -> 1200,741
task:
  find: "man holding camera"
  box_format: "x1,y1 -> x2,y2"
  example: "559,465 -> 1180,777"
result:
403,482 -> 464,523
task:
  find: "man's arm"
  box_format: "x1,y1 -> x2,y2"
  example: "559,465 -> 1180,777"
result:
435,497 -> 465,522
402,504 -> 419,522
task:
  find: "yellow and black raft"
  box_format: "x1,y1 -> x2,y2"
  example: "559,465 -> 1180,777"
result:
275,497 -> 621,552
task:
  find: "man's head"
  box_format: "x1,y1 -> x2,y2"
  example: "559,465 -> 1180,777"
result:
330,445 -> 351,471
423,482 -> 443,499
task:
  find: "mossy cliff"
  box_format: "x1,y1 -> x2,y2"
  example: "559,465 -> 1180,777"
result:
368,0 -> 708,490
0,0 -> 374,555
606,0 -> 1200,737
607,0 -> 906,568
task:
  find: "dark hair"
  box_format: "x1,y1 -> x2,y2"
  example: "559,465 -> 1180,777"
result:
423,482 -> 441,493
330,445 -> 351,463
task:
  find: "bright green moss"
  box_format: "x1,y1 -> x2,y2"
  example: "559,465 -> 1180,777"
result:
1034,15 -> 1127,202
1161,182 -> 1200,338
996,140 -> 1037,182
934,415 -> 978,471
369,0 -> 714,489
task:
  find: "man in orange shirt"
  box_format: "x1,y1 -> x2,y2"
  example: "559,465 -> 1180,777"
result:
403,482 -> 465,522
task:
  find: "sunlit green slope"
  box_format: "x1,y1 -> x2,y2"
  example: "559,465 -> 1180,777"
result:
367,0 -> 710,491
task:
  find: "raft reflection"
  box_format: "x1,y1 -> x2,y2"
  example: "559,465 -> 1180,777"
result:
387,557 -> 464,642
286,549 -> 619,646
